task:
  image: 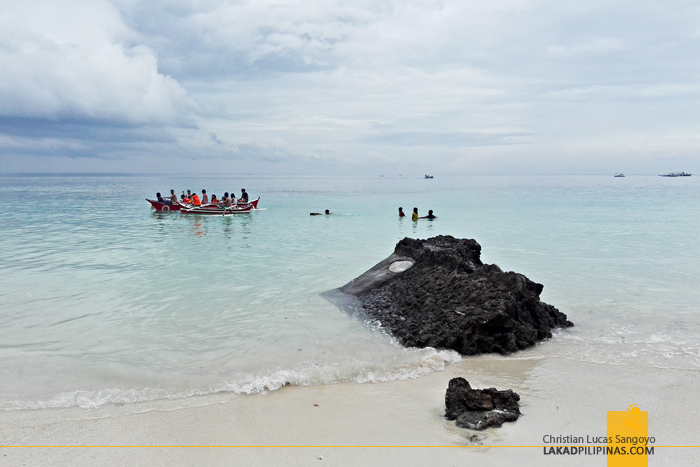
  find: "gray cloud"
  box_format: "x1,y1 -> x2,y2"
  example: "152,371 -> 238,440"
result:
361,130 -> 530,147
0,0 -> 188,124
2,0 -> 700,174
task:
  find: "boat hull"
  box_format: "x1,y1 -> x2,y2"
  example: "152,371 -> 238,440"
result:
148,197 -> 260,212
147,199 -> 183,211
181,205 -> 252,214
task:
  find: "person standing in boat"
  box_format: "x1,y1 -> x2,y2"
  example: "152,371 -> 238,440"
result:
412,207 -> 419,221
201,189 -> 209,205
169,189 -> 178,203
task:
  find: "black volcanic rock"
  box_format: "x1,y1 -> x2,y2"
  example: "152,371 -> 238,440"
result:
336,235 -> 572,356
445,377 -> 520,430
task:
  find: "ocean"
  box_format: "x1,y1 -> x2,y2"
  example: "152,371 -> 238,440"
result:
1,173 -> 698,415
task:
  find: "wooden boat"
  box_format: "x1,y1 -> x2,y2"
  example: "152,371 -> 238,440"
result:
146,199 -> 184,211
245,197 -> 261,209
181,204 -> 252,215
147,197 -> 260,212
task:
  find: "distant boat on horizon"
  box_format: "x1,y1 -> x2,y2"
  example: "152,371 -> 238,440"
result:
424,174 -> 434,179
614,173 -> 625,177
659,172 -> 692,177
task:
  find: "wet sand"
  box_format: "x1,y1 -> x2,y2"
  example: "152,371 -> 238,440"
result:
1,355 -> 696,466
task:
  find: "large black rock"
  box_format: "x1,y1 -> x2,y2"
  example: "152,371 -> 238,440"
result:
335,235 -> 572,355
445,377 -> 520,430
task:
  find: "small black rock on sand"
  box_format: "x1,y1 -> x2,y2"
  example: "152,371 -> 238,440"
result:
445,377 -> 521,430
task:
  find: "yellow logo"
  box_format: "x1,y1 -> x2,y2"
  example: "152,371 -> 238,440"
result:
607,404 -> 649,466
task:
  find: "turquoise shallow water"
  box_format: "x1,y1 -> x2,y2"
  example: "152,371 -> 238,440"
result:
0,174 -> 698,410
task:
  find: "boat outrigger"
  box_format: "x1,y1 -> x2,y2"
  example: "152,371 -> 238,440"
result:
147,197 -> 260,212
180,204 -> 253,215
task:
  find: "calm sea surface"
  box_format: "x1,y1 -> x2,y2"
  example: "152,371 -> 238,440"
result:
0,174 -> 698,411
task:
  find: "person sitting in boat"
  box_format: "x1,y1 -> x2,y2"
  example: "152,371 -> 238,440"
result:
222,192 -> 232,207
180,194 -> 189,203
398,207 -> 405,217
211,194 -> 218,203
419,210 -> 437,220
230,191 -> 238,205
169,189 -> 178,203
310,210 -> 332,215
412,207 -> 419,221
191,192 -> 201,206
240,189 -> 249,203
201,189 -> 209,204
156,192 -> 172,205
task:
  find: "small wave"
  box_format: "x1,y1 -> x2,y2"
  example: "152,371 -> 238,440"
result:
0,347 -> 461,411
545,325 -> 700,370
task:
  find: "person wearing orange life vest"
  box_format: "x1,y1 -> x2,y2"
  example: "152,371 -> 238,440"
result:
191,192 -> 201,206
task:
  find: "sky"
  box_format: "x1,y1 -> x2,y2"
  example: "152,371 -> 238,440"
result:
1,0 -> 699,175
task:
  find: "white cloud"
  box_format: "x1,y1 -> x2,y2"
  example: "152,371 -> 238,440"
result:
2,0 -> 700,174
0,0 -> 187,124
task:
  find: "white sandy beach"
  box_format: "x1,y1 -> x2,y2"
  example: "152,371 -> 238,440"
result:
1,354 -> 696,467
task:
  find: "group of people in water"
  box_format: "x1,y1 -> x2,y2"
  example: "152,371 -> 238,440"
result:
398,207 -> 437,220
308,207 -> 436,219
156,188 -> 250,207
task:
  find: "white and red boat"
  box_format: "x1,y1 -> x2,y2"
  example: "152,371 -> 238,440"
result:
146,199 -> 184,211
181,203 -> 253,215
147,197 -> 260,212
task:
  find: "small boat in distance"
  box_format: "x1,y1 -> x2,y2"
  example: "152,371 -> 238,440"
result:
659,172 -> 692,177
614,173 -> 625,177
424,174 -> 434,179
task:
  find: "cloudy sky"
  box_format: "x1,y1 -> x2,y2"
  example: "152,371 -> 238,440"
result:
1,0 -> 699,174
